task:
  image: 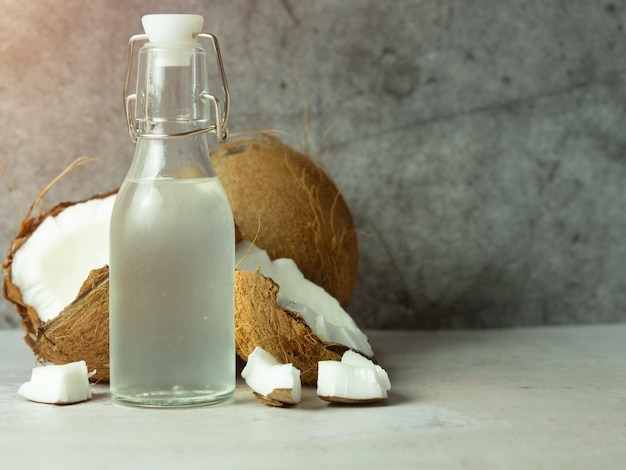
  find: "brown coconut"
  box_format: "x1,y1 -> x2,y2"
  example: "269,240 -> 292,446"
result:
212,133 -> 359,308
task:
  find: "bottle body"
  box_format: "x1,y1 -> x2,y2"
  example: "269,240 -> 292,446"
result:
111,17 -> 235,407
109,138 -> 235,408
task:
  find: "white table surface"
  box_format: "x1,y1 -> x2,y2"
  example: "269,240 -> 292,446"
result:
1,324 -> 625,469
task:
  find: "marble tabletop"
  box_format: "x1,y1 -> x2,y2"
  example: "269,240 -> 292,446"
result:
1,324 -> 624,469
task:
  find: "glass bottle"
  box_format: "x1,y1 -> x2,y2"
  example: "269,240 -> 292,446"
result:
109,14 -> 235,408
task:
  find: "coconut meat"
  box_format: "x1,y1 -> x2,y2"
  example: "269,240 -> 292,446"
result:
17,360 -> 95,405
10,195 -> 115,322
317,350 -> 391,402
235,241 -> 373,357
241,346 -> 301,405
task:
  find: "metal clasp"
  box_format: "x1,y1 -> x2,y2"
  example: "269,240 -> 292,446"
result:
123,32 -> 230,144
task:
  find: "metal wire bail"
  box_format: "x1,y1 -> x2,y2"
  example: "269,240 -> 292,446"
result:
123,32 -> 230,144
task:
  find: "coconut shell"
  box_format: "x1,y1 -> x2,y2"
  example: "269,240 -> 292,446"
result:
33,266 -> 110,382
2,191 -> 115,349
213,133 -> 358,308
234,269 -> 346,385
254,390 -> 296,407
318,395 -> 384,405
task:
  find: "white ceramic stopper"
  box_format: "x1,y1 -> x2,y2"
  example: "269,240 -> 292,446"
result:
141,14 -> 204,66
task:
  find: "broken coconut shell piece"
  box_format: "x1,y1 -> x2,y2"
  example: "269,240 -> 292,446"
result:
33,266 -> 110,382
241,346 -> 301,406
18,360 -> 95,405
317,350 -> 391,404
235,241 -> 373,358
234,269 -> 346,385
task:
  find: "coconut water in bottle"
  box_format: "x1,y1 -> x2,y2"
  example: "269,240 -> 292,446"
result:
109,14 -> 235,408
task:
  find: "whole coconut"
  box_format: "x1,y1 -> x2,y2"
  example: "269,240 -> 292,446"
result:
212,133 -> 359,308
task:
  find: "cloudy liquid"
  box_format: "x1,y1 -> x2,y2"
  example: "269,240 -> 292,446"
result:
109,176 -> 235,407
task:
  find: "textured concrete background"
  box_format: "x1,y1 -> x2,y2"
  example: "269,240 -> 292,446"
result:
1,0 -> 625,329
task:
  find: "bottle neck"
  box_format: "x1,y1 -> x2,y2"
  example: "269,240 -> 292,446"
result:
135,43 -> 210,137
128,133 -> 215,180
127,42 -> 216,180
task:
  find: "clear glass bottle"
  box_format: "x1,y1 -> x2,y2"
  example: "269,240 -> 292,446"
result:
109,14 -> 235,408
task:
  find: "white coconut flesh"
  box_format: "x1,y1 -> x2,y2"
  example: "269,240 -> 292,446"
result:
17,360 -> 95,405
235,241 -> 374,357
10,195 -> 116,323
241,346 -> 301,405
317,350 -> 391,402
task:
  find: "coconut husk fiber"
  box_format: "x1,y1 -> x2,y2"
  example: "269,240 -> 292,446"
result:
33,266 -> 110,382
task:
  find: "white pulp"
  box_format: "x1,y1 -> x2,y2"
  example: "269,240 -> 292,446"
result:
10,195 -> 115,322
317,350 -> 391,401
17,360 -> 94,405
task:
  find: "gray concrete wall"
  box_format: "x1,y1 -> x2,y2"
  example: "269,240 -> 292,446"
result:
1,0 -> 625,329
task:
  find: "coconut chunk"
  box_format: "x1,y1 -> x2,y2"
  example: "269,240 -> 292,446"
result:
241,346 -> 301,406
236,241 -> 373,357
17,360 -> 95,405
317,350 -> 391,403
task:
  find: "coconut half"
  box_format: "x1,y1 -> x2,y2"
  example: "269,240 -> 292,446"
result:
3,191 -> 116,348
10,195 -> 114,323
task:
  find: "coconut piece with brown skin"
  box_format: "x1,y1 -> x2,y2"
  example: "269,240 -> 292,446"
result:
317,350 -> 391,404
241,346 -> 302,406
212,133 -> 359,308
